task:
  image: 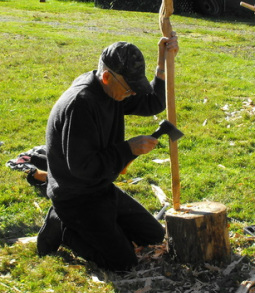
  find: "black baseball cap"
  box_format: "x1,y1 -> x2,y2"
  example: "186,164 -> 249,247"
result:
101,41 -> 152,94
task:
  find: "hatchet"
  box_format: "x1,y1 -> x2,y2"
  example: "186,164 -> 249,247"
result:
120,120 -> 183,174
151,119 -> 183,141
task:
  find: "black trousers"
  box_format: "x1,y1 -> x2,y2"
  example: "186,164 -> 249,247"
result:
53,184 -> 165,271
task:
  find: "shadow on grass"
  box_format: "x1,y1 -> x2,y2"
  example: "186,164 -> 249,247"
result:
0,222 -> 40,244
175,10 -> 255,25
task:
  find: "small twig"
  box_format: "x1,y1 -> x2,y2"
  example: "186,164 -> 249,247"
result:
136,267 -> 161,276
0,281 -> 21,292
223,256 -> 245,276
113,276 -> 176,286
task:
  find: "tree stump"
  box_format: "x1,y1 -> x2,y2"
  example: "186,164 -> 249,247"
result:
165,201 -> 231,263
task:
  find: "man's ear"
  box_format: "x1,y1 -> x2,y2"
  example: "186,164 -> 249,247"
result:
102,70 -> 111,85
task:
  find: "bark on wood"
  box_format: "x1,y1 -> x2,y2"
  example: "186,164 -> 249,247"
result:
165,201 -> 231,263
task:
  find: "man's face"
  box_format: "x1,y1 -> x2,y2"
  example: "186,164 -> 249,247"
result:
107,71 -> 136,101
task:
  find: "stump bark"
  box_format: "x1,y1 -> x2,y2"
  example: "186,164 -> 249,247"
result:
165,201 -> 231,263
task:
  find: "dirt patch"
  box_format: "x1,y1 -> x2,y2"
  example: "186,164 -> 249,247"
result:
85,241 -> 255,293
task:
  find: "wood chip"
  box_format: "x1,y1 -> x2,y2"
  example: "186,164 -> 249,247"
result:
1,236 -> 37,245
223,256 -> 245,276
202,119 -> 208,126
151,184 -> 168,205
134,285 -> 152,293
152,158 -> 170,164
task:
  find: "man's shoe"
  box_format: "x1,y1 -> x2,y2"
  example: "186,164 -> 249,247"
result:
37,206 -> 62,257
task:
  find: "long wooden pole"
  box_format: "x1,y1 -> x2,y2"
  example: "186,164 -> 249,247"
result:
159,0 -> 180,210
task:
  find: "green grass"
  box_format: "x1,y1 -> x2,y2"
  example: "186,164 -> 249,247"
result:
1,0 -> 255,291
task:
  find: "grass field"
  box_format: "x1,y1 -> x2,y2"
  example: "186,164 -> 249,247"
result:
0,0 -> 255,291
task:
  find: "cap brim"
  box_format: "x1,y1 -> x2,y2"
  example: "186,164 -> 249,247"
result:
125,76 -> 152,94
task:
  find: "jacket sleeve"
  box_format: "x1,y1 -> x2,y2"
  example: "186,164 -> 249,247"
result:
123,76 -> 166,116
61,98 -> 135,182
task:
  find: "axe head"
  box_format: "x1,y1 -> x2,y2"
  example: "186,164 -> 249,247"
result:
152,120 -> 184,142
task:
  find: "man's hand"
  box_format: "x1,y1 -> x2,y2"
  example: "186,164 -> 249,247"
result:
128,135 -> 158,156
156,32 -> 179,80
158,32 -> 179,57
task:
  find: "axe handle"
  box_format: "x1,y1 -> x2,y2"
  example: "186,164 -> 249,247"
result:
151,128 -> 165,139
240,1 -> 255,11
119,160 -> 134,174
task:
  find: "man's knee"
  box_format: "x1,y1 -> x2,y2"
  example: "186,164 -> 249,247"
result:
63,227 -> 138,271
